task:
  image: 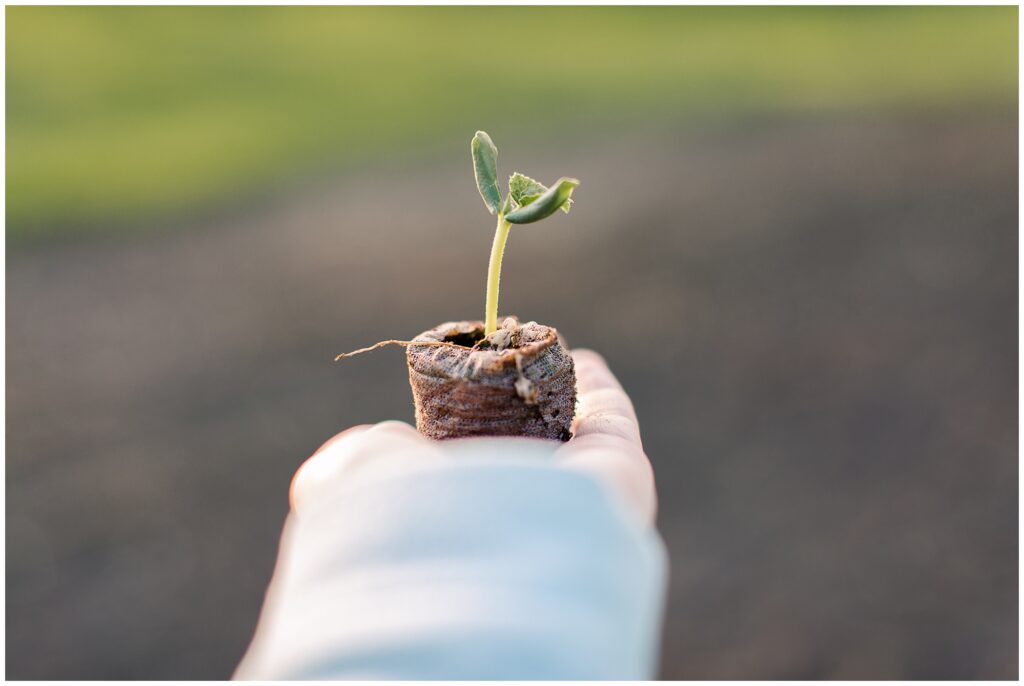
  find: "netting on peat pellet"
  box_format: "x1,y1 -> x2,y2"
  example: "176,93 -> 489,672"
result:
406,319 -> 576,441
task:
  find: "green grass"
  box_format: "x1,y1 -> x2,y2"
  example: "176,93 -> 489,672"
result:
6,6 -> 1017,237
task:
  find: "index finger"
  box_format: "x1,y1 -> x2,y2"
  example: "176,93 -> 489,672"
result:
571,349 -> 642,446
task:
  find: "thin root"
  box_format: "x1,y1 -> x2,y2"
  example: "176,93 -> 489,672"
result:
334,339 -> 470,361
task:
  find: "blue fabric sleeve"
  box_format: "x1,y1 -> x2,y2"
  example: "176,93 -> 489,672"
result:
235,461 -> 668,680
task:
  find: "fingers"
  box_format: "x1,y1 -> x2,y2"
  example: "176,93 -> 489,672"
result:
571,349 -> 642,447
290,421 -> 435,513
559,433 -> 658,525
563,349 -> 657,525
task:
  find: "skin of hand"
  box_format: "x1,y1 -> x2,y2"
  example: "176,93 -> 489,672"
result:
290,349 -> 657,526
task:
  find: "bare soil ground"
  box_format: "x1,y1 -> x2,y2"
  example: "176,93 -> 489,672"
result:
7,112 -> 1017,679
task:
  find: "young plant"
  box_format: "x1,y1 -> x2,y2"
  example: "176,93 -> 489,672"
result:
472,131 -> 579,335
335,131 -> 581,440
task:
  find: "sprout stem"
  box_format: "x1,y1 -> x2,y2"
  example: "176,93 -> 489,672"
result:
484,214 -> 511,335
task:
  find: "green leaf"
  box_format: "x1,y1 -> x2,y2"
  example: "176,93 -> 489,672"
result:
505,177 -> 579,224
471,131 -> 501,215
508,172 -> 548,208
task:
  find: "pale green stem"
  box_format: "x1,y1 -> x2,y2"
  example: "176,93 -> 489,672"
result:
484,214 -> 511,335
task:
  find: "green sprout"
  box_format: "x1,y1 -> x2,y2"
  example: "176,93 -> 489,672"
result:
472,131 -> 579,335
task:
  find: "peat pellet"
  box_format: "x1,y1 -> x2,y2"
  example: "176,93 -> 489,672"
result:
406,318 -> 576,441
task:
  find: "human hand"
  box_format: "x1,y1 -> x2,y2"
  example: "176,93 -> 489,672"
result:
291,349 -> 656,525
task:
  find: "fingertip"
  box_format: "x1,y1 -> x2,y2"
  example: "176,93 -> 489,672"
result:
312,424 -> 373,457
571,348 -> 607,368
290,425 -> 372,510
573,349 -> 628,399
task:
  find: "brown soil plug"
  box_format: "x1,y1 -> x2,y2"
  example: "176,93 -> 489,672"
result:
406,316 -> 575,441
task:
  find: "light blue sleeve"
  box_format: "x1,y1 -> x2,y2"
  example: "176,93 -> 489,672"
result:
235,462 -> 668,680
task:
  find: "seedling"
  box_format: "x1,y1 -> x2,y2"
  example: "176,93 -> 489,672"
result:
472,131 -> 579,335
336,131 -> 580,441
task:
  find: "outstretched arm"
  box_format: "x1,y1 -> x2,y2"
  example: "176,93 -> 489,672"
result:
235,350 -> 667,680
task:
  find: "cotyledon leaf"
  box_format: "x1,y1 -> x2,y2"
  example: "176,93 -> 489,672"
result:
471,131 -> 501,215
504,177 -> 579,224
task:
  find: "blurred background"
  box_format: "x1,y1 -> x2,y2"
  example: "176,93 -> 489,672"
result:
6,6 -> 1017,679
